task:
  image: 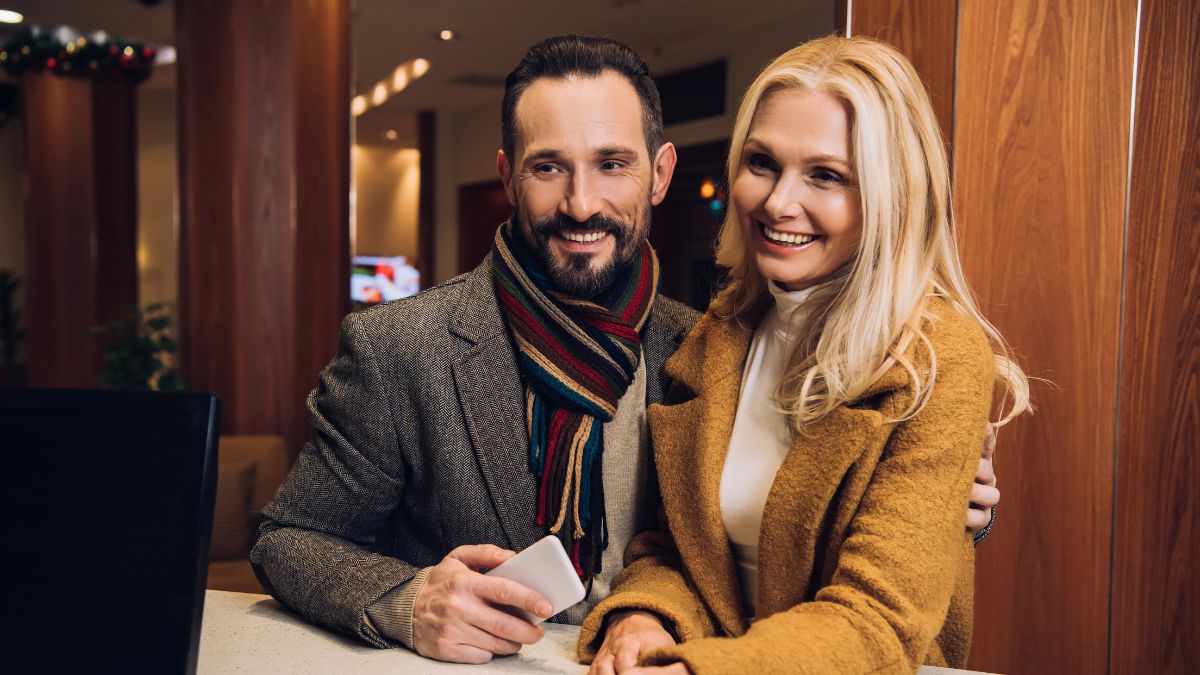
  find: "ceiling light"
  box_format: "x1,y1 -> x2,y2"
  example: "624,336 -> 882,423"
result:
0,10 -> 24,24
382,130 -> 398,141
371,82 -> 388,105
391,67 -> 409,92
438,29 -> 456,41
411,58 -> 430,77
351,95 -> 368,116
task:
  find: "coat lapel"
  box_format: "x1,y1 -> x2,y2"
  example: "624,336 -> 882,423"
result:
449,260 -> 543,553
647,312 -> 754,636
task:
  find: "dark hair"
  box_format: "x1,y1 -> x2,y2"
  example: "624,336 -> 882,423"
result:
502,34 -> 664,163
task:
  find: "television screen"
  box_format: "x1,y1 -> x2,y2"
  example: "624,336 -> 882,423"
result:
351,255 -> 419,304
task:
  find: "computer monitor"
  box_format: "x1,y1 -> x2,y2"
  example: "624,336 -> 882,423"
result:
0,389 -> 221,675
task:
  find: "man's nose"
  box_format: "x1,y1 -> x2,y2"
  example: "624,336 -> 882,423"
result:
764,176 -> 805,222
561,171 -> 603,223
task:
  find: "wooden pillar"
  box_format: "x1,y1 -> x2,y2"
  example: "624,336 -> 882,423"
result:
838,0 -> 959,143
23,72 -> 138,388
954,1 -> 1137,672
1110,0 -> 1200,671
176,0 -> 350,460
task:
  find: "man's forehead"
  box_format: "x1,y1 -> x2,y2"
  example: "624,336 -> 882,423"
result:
513,71 -> 645,158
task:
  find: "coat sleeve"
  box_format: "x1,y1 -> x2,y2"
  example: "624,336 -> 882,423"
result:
249,311 -> 417,648
645,319 -> 992,674
577,505 -> 722,663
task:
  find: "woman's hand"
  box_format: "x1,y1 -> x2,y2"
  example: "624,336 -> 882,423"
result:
589,610 -> 678,675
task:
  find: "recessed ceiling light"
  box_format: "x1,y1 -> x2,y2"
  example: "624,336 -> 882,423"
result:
0,9 -> 24,24
438,29 -> 456,41
382,130 -> 398,141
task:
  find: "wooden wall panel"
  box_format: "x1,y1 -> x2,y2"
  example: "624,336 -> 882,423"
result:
178,0 -> 350,459
845,0 -> 959,143
1110,0 -> 1200,672
22,73 -> 138,388
953,1 -> 1137,673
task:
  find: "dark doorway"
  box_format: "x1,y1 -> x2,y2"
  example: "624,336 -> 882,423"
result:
649,139 -> 729,311
457,180 -> 512,274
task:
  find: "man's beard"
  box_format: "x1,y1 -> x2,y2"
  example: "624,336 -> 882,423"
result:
517,208 -> 650,299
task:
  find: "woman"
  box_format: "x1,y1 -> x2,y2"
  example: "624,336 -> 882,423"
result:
578,35 -> 1030,674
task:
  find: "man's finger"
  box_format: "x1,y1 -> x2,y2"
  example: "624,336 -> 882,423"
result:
975,457 -> 996,486
461,595 -> 545,645
447,544 -> 516,571
431,639 -> 493,665
472,574 -> 553,619
453,621 -> 523,656
966,506 -> 991,531
971,483 -> 1001,509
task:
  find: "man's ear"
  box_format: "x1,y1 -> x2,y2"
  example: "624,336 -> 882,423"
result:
649,142 -> 678,207
497,149 -> 517,207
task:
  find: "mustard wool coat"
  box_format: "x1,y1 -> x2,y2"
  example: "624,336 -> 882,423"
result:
578,296 -> 993,674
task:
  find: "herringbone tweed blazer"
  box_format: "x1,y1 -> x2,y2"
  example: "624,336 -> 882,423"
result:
250,257 -> 698,648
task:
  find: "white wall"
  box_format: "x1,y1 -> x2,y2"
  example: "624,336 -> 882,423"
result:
429,6 -> 835,284
353,146 -> 421,260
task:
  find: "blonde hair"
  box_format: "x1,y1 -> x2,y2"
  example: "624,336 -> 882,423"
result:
712,35 -> 1029,431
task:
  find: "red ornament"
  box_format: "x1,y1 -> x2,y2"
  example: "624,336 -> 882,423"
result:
46,57 -> 57,68
142,47 -> 154,59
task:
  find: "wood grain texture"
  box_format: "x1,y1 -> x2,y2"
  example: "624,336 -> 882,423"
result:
178,0 -> 350,459
22,73 -> 137,388
1110,0 -> 1200,672
848,0 -> 959,145
952,1 -> 1137,673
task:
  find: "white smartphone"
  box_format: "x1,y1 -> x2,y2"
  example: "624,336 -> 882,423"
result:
484,535 -> 586,623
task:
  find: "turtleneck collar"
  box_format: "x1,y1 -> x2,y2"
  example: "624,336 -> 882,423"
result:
764,279 -> 825,341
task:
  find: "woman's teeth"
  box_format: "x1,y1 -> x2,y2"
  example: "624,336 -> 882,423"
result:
561,230 -> 607,243
761,223 -> 818,246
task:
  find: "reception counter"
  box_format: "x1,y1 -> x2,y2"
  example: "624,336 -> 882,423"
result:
198,590 -> 996,674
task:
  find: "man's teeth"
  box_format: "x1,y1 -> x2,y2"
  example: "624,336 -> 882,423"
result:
561,230 -> 607,243
762,224 -> 818,246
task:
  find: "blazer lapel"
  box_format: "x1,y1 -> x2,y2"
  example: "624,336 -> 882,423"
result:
449,260 -> 542,553
648,313 -> 753,636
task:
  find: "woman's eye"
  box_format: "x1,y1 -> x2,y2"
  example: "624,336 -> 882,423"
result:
748,153 -> 778,172
812,168 -> 844,184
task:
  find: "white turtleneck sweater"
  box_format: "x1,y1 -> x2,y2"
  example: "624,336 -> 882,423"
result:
719,280 -> 820,618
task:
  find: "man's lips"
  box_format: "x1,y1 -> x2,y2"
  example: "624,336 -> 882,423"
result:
551,230 -> 614,252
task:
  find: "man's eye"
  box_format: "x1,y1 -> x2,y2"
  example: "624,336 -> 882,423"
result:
535,164 -> 560,173
748,153 -> 778,172
600,160 -> 623,170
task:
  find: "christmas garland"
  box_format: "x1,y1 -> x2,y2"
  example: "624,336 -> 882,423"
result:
1,26 -> 156,83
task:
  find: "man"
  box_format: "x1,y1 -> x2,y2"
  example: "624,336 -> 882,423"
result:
251,34 -> 999,666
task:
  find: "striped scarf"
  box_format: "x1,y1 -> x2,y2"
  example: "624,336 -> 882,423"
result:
491,220 -> 659,580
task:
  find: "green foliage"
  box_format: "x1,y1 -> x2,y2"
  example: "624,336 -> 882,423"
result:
94,303 -> 183,391
0,269 -> 23,370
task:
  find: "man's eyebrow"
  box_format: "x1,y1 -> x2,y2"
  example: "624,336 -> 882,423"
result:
596,146 -> 640,157
522,148 -> 561,163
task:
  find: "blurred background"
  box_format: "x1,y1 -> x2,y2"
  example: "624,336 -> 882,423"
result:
0,1 -> 1194,673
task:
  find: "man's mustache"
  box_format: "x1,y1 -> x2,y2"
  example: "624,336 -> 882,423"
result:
531,213 -> 630,236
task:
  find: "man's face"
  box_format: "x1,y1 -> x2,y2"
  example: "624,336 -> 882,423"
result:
498,71 -> 676,298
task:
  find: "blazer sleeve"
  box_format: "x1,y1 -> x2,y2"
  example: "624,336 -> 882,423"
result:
250,311 -> 418,648
643,321 -> 993,674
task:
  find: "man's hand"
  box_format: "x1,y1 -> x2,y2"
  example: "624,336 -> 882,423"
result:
967,423 -> 1000,533
589,610 -> 678,675
411,544 -> 553,664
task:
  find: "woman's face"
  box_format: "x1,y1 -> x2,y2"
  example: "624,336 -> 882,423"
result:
731,88 -> 862,292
